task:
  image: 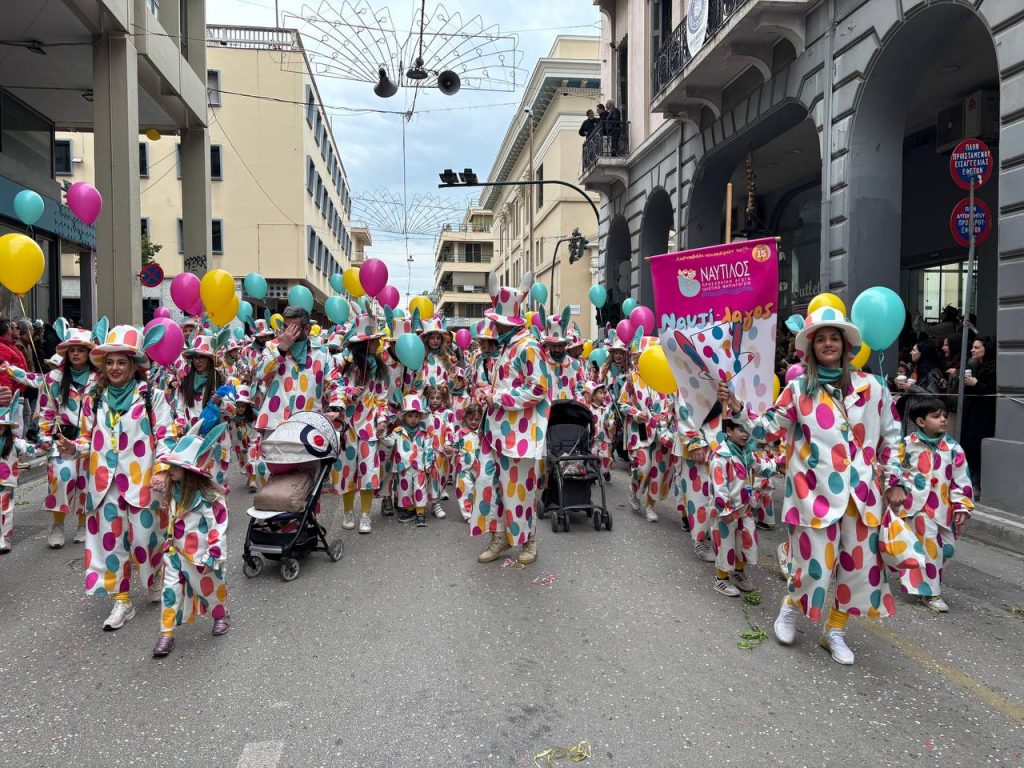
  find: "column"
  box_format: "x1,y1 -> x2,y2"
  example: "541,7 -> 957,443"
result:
179,126 -> 211,274
93,33 -> 141,324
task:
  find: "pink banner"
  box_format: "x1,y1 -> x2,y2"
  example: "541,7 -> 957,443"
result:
650,237 -> 778,423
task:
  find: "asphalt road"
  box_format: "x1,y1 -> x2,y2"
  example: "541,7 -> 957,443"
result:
0,462 -> 1022,767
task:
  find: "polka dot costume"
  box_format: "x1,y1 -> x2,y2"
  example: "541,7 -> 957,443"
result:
160,495 -> 229,630
618,371 -> 675,508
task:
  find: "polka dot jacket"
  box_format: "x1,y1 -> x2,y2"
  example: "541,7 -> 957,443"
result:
482,329 -> 551,460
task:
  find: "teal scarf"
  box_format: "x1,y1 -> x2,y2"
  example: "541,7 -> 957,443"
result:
289,339 -> 309,363
192,370 -> 209,392
171,484 -> 202,510
726,438 -> 753,464
817,367 -> 843,383
916,430 -> 943,450
69,367 -> 91,388
609,362 -> 623,377
451,385 -> 465,398
481,349 -> 499,360
497,329 -> 517,347
105,381 -> 136,414
404,420 -> 424,437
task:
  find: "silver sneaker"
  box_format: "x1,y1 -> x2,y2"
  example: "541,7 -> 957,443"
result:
0,536 -> 11,553
47,521 -> 66,549
433,502 -> 446,519
819,628 -> 855,665
777,541 -> 789,580
714,579 -> 740,597
730,570 -> 755,592
73,521 -> 87,543
628,496 -> 641,514
773,601 -> 801,645
103,600 -> 136,631
693,540 -> 716,562
342,510 -> 356,530
358,513 -> 372,534
924,595 -> 949,613
645,506 -> 659,523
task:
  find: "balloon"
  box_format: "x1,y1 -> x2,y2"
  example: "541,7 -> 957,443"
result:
622,297 -> 638,316
145,128 -> 162,141
629,305 -> 655,336
773,375 -> 781,401
66,182 -> 103,225
153,306 -> 171,319
808,292 -> 847,316
343,267 -> 365,298
359,258 -> 389,298
378,285 -> 400,309
145,318 -> 184,366
329,273 -> 344,293
530,282 -> 548,304
637,344 -> 677,395
395,333 -> 425,370
13,190 -> 44,227
287,284 -> 314,312
531,313 -> 543,330
590,348 -> 608,367
582,341 -> 594,359
589,284 -> 607,308
325,296 -> 350,325
200,269 -> 235,312
237,300 -> 254,323
408,295 -> 434,320
232,327 -> 245,339
243,272 -> 267,300
0,234 -> 45,295
311,324 -> 322,336
269,313 -> 284,332
851,287 -> 905,350
851,342 -> 872,370
187,299 -> 205,316
454,328 -> 471,350
209,294 -> 240,327
785,363 -> 804,383
615,318 -> 633,343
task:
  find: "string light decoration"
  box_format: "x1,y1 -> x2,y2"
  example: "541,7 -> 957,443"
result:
351,190 -> 466,237
283,0 -> 524,98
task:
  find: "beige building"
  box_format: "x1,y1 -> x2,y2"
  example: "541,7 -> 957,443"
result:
433,206 -> 494,328
484,36 -> 602,337
58,24 -> 359,321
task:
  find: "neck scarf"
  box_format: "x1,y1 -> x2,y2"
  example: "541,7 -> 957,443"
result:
192,370 -> 209,392
726,438 -> 753,463
451,385 -> 465,397
404,420 -> 423,436
289,338 -> 309,363
915,430 -> 943,450
69,366 -> 91,388
105,380 -> 136,414
817,366 -> 842,383
497,328 -> 517,347
609,362 -> 622,377
481,349 -> 498,360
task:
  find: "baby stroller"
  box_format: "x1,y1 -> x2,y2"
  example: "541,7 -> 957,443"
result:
540,400 -> 611,532
242,412 -> 344,582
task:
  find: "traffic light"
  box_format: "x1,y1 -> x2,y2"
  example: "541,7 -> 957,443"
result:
568,227 -> 589,264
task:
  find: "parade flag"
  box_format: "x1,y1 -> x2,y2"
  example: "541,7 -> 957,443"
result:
650,237 -> 778,424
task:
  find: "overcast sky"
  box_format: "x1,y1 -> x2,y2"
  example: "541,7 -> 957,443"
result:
206,0 -> 601,301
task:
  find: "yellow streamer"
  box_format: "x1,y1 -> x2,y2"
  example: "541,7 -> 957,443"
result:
533,740 -> 592,768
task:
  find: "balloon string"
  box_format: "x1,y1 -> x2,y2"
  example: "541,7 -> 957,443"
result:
17,295 -> 59,438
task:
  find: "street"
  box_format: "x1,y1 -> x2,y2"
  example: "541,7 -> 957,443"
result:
0,463 -> 1022,768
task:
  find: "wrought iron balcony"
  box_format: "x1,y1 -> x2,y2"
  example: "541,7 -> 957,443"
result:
581,120 -> 630,175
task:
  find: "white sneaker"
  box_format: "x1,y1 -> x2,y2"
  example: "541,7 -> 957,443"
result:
777,541 -> 789,580
342,511 -> 356,530
693,540 -> 716,562
148,582 -> 163,603
924,595 -> 949,613
628,496 -> 641,514
730,570 -> 755,592
0,536 -> 11,553
441,490 -> 450,500
103,600 -> 136,631
358,513 -> 372,534
73,521 -> 87,543
645,506 -> 659,522
819,628 -> 855,665
773,601 -> 801,645
433,503 -> 446,519
47,521 -> 66,549
714,579 -> 740,597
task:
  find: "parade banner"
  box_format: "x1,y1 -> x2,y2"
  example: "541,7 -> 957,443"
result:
650,237 -> 778,424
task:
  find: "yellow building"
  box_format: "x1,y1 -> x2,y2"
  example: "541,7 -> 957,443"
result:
58,24 -> 360,322
433,206 -> 494,328
484,36 -> 602,337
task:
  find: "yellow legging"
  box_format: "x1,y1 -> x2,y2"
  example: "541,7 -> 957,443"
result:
52,511 -> 86,525
787,595 -> 848,631
342,490 -> 374,515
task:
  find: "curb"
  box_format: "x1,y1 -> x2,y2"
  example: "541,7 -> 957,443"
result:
961,503 -> 1024,555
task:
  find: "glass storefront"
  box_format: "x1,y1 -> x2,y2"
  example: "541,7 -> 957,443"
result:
904,260 -> 978,324
773,183 -> 821,317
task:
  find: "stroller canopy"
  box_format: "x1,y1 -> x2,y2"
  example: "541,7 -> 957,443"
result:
260,412 -> 340,465
548,400 -> 594,430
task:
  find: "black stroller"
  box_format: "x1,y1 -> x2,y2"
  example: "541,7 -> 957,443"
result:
540,400 -> 611,532
242,412 -> 344,582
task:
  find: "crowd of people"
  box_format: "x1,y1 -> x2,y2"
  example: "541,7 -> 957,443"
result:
0,279 -> 977,666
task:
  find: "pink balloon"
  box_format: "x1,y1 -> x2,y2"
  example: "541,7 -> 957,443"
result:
378,285 -> 400,309
170,272 -> 201,314
359,258 -> 389,298
66,182 -> 103,226
454,328 -> 471,350
629,305 -> 655,336
615,318 -> 634,343
785,363 -> 804,383
531,313 -> 543,330
146,318 -> 184,366
187,299 -> 205,316
153,306 -> 171,319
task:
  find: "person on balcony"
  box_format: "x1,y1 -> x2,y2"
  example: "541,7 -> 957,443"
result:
579,109 -> 598,139
605,99 -> 623,155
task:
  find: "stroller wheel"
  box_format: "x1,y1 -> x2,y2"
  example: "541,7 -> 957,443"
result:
603,512 -> 612,531
280,558 -> 301,582
327,539 -> 344,562
593,509 -> 602,530
562,513 -> 570,533
242,556 -> 263,578
550,511 -> 559,533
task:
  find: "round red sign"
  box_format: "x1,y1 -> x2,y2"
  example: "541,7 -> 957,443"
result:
949,197 -> 992,248
949,138 -> 993,190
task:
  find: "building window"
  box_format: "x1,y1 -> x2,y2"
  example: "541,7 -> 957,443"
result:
54,139 -> 72,175
305,85 -> 315,127
210,145 -> 223,180
176,219 -> 184,254
465,243 -> 483,262
141,218 -> 150,238
315,176 -> 323,210
175,145 -> 181,179
316,240 -> 324,271
207,70 -> 222,107
307,226 -> 315,263
139,142 -> 149,178
315,112 -> 322,145
536,164 -> 543,208
211,219 -> 223,254
146,0 -> 159,15
306,157 -> 315,194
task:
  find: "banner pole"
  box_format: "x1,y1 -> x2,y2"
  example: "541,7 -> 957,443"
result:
725,183 -> 733,244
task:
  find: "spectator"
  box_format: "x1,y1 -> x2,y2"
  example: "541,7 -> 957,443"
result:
579,109 -> 599,139
0,319 -> 27,402
959,336 -> 997,491
605,99 -> 623,155
922,305 -> 961,340
895,339 -> 945,426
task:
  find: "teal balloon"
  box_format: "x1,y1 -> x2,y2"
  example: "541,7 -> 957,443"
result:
288,284 -> 314,312
589,284 -> 607,308
14,190 -> 44,227
590,348 -> 608,366
325,296 -> 350,325
232,327 -> 245,339
851,287 -> 905,350
622,297 -> 638,316
243,272 -> 267,300
329,273 -> 344,293
530,282 -> 548,304
238,300 -> 254,322
395,333 -> 425,370
393,308 -> 404,318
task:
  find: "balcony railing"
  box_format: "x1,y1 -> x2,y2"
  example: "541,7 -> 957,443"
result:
651,0 -> 751,98
581,120 -> 630,175
437,254 -> 492,264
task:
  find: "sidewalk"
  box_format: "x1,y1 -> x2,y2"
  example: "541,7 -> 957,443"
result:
963,500 -> 1024,554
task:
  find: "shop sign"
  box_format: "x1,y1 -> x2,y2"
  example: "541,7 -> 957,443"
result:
949,197 -> 991,248
949,138 -> 992,190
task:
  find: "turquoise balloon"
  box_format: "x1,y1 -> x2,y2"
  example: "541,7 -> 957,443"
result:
238,300 -> 254,322
395,333 -> 425,370
530,282 -> 548,304
329,273 -> 344,293
14,190 -> 44,227
243,272 -> 267,300
622,297 -> 638,316
590,348 -> 608,366
288,284 -> 314,312
325,296 -> 350,325
851,286 -> 905,350
232,327 -> 245,339
589,284 -> 607,308
393,308 -> 405,318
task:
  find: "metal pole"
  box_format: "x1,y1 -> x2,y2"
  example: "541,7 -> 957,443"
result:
819,0 -> 836,294
438,179 -> 600,228
274,0 -> 279,26
954,177 -> 976,438
527,111 -> 535,275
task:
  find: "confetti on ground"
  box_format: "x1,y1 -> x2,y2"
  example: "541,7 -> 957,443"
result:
532,740 -> 592,767
738,590 -> 768,650
501,557 -> 525,570
532,572 -> 558,588
1002,605 -> 1024,620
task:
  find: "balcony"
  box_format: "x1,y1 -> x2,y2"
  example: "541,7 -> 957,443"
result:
579,121 -> 630,193
651,0 -> 812,118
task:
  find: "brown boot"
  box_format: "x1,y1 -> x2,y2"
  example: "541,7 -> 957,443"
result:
477,532 -> 510,563
517,535 -> 538,565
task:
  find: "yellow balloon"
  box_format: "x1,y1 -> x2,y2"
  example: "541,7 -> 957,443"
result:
0,234 -> 44,296
343,267 -> 365,298
200,268 -> 236,312
773,374 -> 781,401
582,340 -> 594,359
145,128 -> 161,141
311,324 -> 322,336
808,292 -> 847,316
269,313 -> 284,332
637,344 -> 678,395
851,342 -> 871,370
409,295 -> 435,320
209,294 -> 240,327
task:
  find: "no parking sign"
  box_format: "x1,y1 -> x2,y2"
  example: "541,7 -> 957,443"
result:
949,138 -> 992,190
949,197 -> 992,248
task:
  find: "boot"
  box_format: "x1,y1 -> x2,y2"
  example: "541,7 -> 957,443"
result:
517,535 -> 538,565
477,532 -> 510,563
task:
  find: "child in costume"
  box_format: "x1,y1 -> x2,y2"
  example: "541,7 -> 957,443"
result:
453,402 -> 483,523
584,382 -> 615,481
231,384 -> 260,491
0,393 -> 45,552
152,423 -> 231,657
448,368 -> 470,424
424,384 -> 455,517
381,395 -> 434,527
